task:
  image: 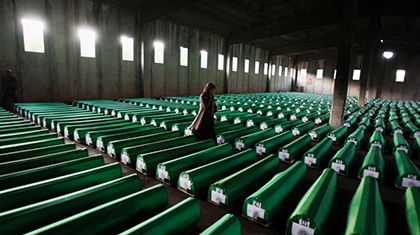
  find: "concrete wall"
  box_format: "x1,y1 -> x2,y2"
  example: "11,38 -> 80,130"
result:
0,0 -> 273,102
271,55 -> 294,92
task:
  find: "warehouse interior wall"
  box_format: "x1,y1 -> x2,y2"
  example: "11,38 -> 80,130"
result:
294,53 -> 420,101
270,55 -> 294,92
0,0 -> 276,103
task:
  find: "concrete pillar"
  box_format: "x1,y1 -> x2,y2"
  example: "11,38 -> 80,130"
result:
267,52 -> 272,92
330,0 -> 358,129
138,15 -> 146,97
358,11 -> 378,107
223,39 -> 231,94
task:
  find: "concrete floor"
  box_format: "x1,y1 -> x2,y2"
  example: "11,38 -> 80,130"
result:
66,126 -> 419,235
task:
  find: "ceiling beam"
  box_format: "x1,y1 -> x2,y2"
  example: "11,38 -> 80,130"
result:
296,47 -> 364,62
271,38 -> 340,56
379,31 -> 420,43
230,11 -> 340,44
143,0 -> 208,23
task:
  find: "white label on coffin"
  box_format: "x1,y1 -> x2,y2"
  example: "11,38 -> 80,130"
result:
315,118 -> 322,124
267,112 -> 273,116
86,135 -> 92,145
235,140 -> 245,150
125,115 -> 130,120
238,108 -> 243,112
111,111 -> 116,116
117,113 -> 122,118
158,166 -> 168,180
247,201 -> 265,219
292,128 -> 300,136
302,117 -> 308,122
248,110 -> 253,113
172,126 -> 179,131
247,120 -> 254,127
396,146 -> 409,154
376,126 -> 384,132
331,162 -> 345,172
304,155 -> 317,165
175,109 -> 179,114
74,131 -> 80,141
51,122 -> 55,129
217,136 -> 225,144
185,129 -> 193,136
160,123 -> 167,130
230,107 -> 235,111
179,174 -> 191,190
256,145 -> 266,155
140,118 -> 146,125
348,138 -> 358,145
394,129 -> 403,135
291,220 -> 314,235
279,150 -> 289,160
107,145 -> 115,156
328,135 -> 337,142
363,169 -> 379,179
64,128 -> 69,137
151,120 -> 157,126
97,139 -> 103,149
359,124 -> 366,130
105,110 -> 108,115
121,152 -> 130,164
211,188 -> 226,204
290,115 -> 297,120
415,131 -> 420,138
137,158 -> 146,170
234,118 -> 241,124
402,177 -> 420,188
275,126 -> 283,134
344,122 -> 351,128
183,110 -> 188,115
278,113 -> 284,118
309,132 -> 317,140
371,141 -> 382,149
261,123 -> 268,130
192,111 -> 197,116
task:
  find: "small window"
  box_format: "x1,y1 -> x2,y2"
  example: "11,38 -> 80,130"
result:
279,66 -> 282,76
121,36 -> 134,61
79,29 -> 96,58
218,54 -> 224,70
334,69 -> 337,79
291,68 -> 294,78
255,61 -> 260,74
154,41 -> 164,64
272,65 -> 276,76
232,57 -> 238,72
21,19 -> 45,53
285,67 -> 288,77
353,69 -> 361,80
180,47 -> 188,66
316,69 -> 324,79
264,63 -> 268,75
396,70 -> 405,82
200,51 -> 208,68
300,69 -> 307,79
244,59 -> 250,73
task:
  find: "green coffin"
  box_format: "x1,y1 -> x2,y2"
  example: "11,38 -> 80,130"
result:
0,174 -> 141,235
0,129 -> 49,140
74,123 -> 142,143
392,133 -> 411,156
0,155 -> 103,190
290,112 -> 306,121
328,143 -> 356,175
0,138 -> 65,154
245,116 -> 274,128
274,120 -> 301,134
139,113 -> 180,125
156,143 -> 232,186
302,112 -> 317,123
345,128 -> 364,149
0,125 -> 39,135
401,187 -> 420,235
208,155 -> 278,210
63,119 -> 128,139
413,137 -> 420,159
390,120 -> 404,135
0,144 -> 75,163
0,148 -> 89,175
368,130 -> 386,152
234,128 -> 276,151
343,116 -> 357,129
278,134 -> 312,163
107,131 -> 181,160
309,123 -> 331,141
138,140 -> 215,175
119,197 -> 200,235
184,121 -> 232,136
374,118 -> 386,133
121,136 -> 196,166
160,116 -> 195,130
0,163 -> 121,213
358,146 -> 384,183
25,184 -> 168,235
345,177 -> 386,235
0,133 -> 58,147
407,122 -> 420,138
260,118 -> 288,130
254,131 -> 293,156
286,168 -> 337,235
216,126 -> 259,145
243,161 -> 306,226
291,122 -> 314,137
327,126 -> 347,145
200,214 -> 241,235
178,150 -> 256,196
315,114 -> 330,125
85,125 -> 155,147
97,128 -> 166,151
394,150 -> 420,189
303,137 -> 332,169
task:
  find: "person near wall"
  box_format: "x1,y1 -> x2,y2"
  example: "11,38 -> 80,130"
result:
1,69 -> 19,109
188,82 -> 218,142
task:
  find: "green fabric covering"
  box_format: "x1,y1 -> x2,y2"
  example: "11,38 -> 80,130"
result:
315,114 -> 330,125
208,155 -> 278,209
85,125 -> 155,147
291,121 -> 314,137
156,143 -> 232,186
303,137 -> 332,169
286,168 -> 337,235
234,128 -> 276,151
254,131 -> 293,156
309,123 -> 331,141
369,130 -> 386,152
0,144 -> 75,163
392,133 -> 411,156
358,146 -> 385,183
345,128 -> 364,149
327,126 -> 347,145
394,150 -> 420,189
259,118 -> 288,130
0,133 -> 58,147
345,177 -> 386,235
178,149 -> 256,196
0,138 -> 65,154
278,134 -> 312,163
216,126 -> 259,145
96,128 -> 165,151
402,187 -> 420,235
119,197 -> 200,235
243,161 -> 306,226
328,142 -> 356,175
275,120 -> 301,134
200,214 -> 241,235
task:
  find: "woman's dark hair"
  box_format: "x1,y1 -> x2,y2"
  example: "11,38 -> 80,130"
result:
202,82 -> 216,95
